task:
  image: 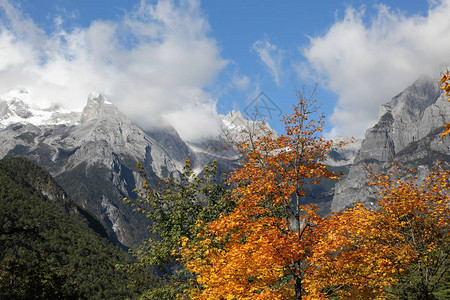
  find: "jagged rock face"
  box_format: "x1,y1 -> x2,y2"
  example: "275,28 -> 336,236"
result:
0,93 -> 239,248
0,89 -> 363,245
325,137 -> 362,167
331,76 -> 450,212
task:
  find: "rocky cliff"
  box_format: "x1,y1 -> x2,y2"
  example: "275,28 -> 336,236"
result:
0,90 -> 239,248
331,76 -> 450,212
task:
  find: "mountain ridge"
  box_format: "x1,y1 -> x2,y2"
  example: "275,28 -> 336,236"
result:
0,87 -> 376,245
0,90 -> 241,247
331,75 -> 450,212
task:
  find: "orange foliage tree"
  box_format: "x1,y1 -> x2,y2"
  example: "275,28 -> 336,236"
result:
440,69 -> 450,138
373,167 -> 450,299
179,86 -> 449,299
310,166 -> 450,299
180,90 -> 341,299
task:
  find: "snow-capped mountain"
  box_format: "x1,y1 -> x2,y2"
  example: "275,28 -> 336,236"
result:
0,87 -> 364,245
219,110 -> 278,141
0,88 -> 80,127
0,90 -> 239,247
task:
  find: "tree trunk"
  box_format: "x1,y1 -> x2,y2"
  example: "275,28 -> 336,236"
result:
294,275 -> 302,300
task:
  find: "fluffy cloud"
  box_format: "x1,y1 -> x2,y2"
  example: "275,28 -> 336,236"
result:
164,101 -> 222,142
303,0 -> 450,137
0,0 -> 227,141
252,39 -> 284,86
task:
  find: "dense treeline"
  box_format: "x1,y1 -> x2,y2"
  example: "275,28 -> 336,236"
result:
0,157 -> 136,299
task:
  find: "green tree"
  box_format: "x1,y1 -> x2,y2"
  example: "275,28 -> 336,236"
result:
122,158 -> 234,299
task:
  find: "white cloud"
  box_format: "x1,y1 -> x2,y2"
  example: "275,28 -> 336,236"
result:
303,1 -> 450,137
0,0 -> 228,141
252,39 -> 284,86
231,73 -> 250,90
164,101 -> 222,142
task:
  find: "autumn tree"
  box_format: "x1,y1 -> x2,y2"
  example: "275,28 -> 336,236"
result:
307,72 -> 450,298
121,159 -> 234,299
309,166 -> 449,299
180,90 -> 342,299
132,72 -> 449,299
379,167 -> 450,299
440,69 -> 450,137
180,87 -> 449,300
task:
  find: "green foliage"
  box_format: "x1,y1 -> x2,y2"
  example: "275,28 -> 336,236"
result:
0,157 -> 135,299
388,238 -> 450,299
122,158 -> 234,299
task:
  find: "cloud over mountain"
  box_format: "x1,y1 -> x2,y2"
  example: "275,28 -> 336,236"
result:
0,0 -> 227,141
303,0 -> 450,137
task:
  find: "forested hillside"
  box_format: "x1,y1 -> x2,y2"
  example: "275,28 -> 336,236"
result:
0,157 -> 136,299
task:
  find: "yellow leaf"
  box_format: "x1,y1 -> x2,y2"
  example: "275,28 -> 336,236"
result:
441,123 -> 450,138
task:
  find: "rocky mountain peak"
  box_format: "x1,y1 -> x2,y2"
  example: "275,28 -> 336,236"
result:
359,76 -> 445,163
81,93 -> 109,123
379,76 -> 441,123
0,89 -> 81,127
0,101 -> 32,126
219,109 -> 278,142
0,90 -> 244,247
0,88 -> 32,121
8,98 -> 32,119
88,92 -> 106,103
331,75 -> 450,212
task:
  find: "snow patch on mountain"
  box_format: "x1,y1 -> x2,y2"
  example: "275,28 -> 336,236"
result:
0,88 -> 81,127
219,110 -> 278,140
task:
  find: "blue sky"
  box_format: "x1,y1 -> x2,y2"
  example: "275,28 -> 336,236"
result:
0,0 -> 448,140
